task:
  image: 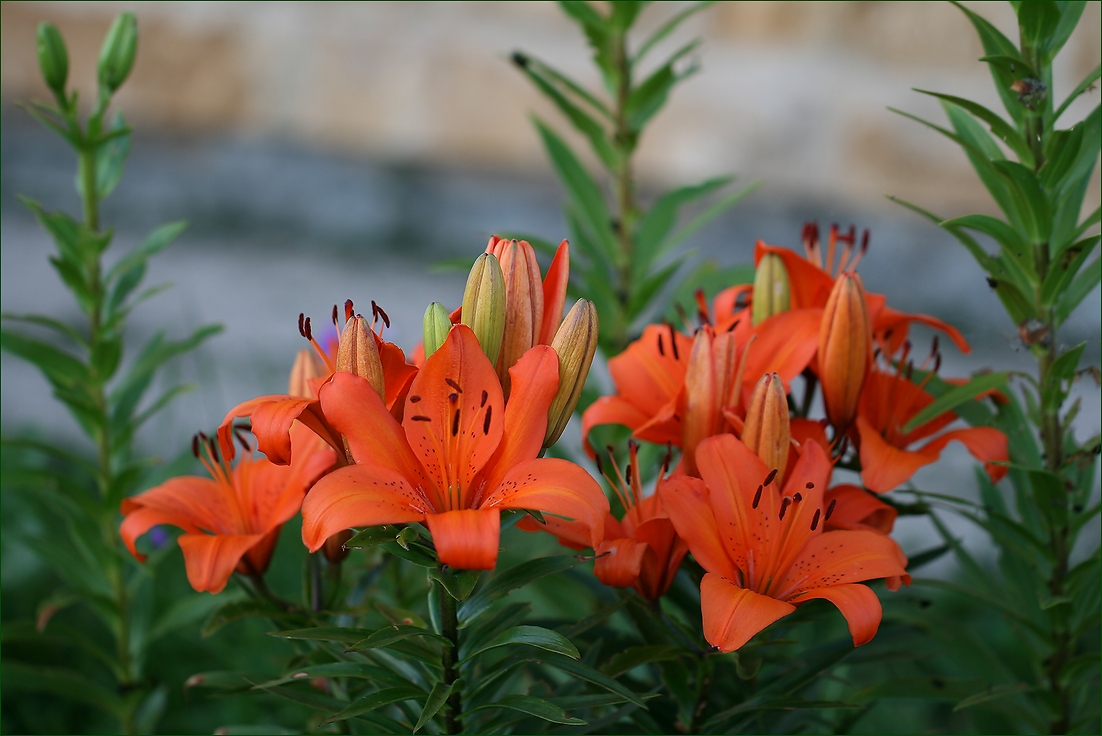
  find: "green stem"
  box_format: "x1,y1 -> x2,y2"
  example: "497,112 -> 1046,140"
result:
438,576 -> 463,734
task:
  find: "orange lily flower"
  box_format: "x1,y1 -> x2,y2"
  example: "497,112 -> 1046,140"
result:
854,360 -> 1009,493
300,325 -> 608,570
660,434 -> 909,652
822,484 -> 898,535
120,425 -> 337,593
712,225 -> 971,359
218,301 -> 417,465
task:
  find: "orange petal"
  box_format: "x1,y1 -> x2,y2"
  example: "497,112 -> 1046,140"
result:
319,372 -> 435,498
426,508 -> 501,570
916,427 -> 1009,484
178,533 -> 263,594
122,476 -> 236,537
793,583 -> 883,646
875,305 -> 971,355
701,573 -> 796,653
743,308 -> 822,391
581,395 -> 652,456
823,484 -> 897,534
219,394 -> 338,465
403,325 -> 504,510
692,434 -> 768,574
379,339 -> 419,413
480,345 -> 559,491
608,325 -> 691,417
658,474 -> 740,581
773,529 -> 910,600
120,506 -> 198,561
300,464 -> 432,552
594,538 -> 649,588
540,240 -> 570,345
856,416 -> 939,493
482,458 -> 609,550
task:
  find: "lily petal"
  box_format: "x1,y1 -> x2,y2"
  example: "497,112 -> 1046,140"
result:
916,427 -> 1009,485
540,240 -> 570,344
301,464 -> 432,552
658,474 -> 741,581
178,532 -> 263,594
426,508 -> 501,570
593,538 -> 649,588
793,583 -> 882,646
772,529 -> 910,600
856,416 -> 940,493
701,573 -> 796,652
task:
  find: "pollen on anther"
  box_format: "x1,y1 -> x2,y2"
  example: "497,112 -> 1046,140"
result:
411,415 -> 431,422
805,482 -> 814,489
779,496 -> 792,520
657,333 -> 665,357
483,405 -> 493,435
825,498 -> 837,520
753,485 -> 763,509
344,299 -> 355,323
764,469 -> 779,486
480,390 -> 488,407
303,317 -> 313,341
452,409 -> 461,436
445,378 -> 463,393
810,509 -> 821,531
793,492 -> 803,502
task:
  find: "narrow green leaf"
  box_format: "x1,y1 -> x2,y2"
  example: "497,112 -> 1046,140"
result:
635,176 -> 733,265
413,679 -> 461,734
1055,64 -> 1101,120
0,313 -> 86,347
1056,255 -> 1100,324
0,661 -> 125,718
888,195 -> 998,271
254,663 -> 403,690
95,111 -> 130,199
625,39 -> 700,132
344,525 -> 402,550
662,179 -> 761,255
321,686 -> 424,726
150,591 -> 243,642
517,61 -> 617,170
458,555 -> 583,626
347,624 -> 447,651
954,682 -> 1032,711
202,598 -> 295,638
633,1 -> 714,63
1041,235 -> 1098,305
469,693 -> 586,725
536,650 -> 647,708
993,159 -> 1053,244
940,214 -> 1030,260
430,567 -> 482,601
901,371 -> 1007,433
270,626 -> 378,643
951,1 -> 1027,123
461,625 -> 579,663
915,89 -> 1032,165
601,644 -> 682,677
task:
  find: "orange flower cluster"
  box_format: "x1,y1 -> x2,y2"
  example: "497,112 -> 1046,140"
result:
120,238 -> 607,590
574,223 -> 1008,651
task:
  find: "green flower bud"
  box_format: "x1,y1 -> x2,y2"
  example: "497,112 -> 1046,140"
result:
36,23 -> 69,96
423,302 -> 452,359
98,12 -> 138,94
461,253 -> 506,367
751,253 -> 790,325
544,299 -> 599,448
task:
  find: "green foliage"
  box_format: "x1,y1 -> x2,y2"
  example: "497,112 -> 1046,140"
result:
893,2 -> 1100,732
514,1 -> 757,354
2,15 -> 219,734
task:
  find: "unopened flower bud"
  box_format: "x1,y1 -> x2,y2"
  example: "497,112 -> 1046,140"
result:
493,239 -> 544,385
323,529 -> 353,565
288,349 -> 326,398
36,23 -> 69,96
818,272 -> 871,430
337,315 -> 385,399
742,373 -> 791,475
423,302 -> 451,359
98,12 -> 138,94
544,299 -> 598,448
751,253 -> 790,325
461,253 -> 506,367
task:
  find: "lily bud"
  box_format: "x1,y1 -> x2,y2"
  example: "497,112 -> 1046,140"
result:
494,239 -> 545,386
288,349 -> 325,399
461,253 -> 506,367
36,23 -> 69,96
337,315 -> 385,399
818,272 -> 872,430
742,373 -> 791,475
423,302 -> 451,359
98,12 -> 138,94
751,253 -> 790,325
544,299 -> 599,448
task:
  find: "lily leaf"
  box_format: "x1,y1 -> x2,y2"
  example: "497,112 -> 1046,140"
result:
901,371 -> 1007,433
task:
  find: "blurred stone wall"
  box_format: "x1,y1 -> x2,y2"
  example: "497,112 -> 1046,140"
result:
3,1 -> 1099,216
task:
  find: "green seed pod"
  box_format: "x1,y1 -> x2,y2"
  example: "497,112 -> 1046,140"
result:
423,302 -> 452,359
751,253 -> 791,325
98,12 -> 138,93
544,299 -> 599,448
36,23 -> 69,96
461,253 -> 506,367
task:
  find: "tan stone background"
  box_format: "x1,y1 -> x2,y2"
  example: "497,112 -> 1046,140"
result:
3,1 -> 1099,216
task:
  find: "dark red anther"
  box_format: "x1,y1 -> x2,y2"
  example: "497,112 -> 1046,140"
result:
668,323 -> 681,361
445,377 -> 462,393
778,496 -> 792,520
793,492 -> 803,502
344,299 -> 354,323
303,316 -> 313,341
480,390 -> 488,407
657,333 -> 666,357
810,508 -> 821,531
806,481 -> 814,489
625,463 -> 633,487
695,288 -> 711,326
595,453 -> 605,477
298,312 -> 305,337
332,304 -> 339,326
448,393 -> 459,404
933,353 -> 942,373
234,428 -> 251,452
374,302 -> 391,329
753,485 -> 763,509
411,415 -> 431,422
860,228 -> 869,254
451,409 -> 461,437
825,498 -> 837,520
763,468 -> 778,487
191,434 -> 200,458
483,405 -> 493,435
207,437 -> 220,463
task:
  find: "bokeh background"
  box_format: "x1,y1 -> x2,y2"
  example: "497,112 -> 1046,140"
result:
2,0 -> 1099,583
